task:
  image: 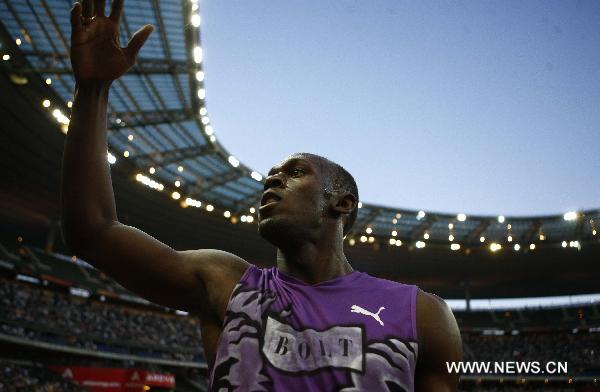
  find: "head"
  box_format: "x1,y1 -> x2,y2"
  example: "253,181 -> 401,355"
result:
258,153 -> 359,248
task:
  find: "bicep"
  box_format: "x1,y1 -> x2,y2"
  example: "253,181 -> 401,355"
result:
79,222 -> 249,316
415,290 -> 463,392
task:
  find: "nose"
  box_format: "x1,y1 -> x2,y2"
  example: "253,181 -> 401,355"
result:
264,173 -> 285,190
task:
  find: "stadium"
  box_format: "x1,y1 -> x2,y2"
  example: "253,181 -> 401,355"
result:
0,0 -> 599,391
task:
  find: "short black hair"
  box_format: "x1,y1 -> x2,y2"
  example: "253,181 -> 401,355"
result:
327,162 -> 359,236
291,153 -> 359,236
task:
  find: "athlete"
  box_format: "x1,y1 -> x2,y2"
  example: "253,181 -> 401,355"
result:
62,1 -> 462,390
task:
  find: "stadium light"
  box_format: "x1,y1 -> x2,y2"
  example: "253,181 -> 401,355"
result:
569,240 -> 580,249
197,88 -> 206,99
185,197 -> 201,208
448,234 -> 454,242
448,223 -> 454,229
193,46 -> 203,63
149,167 -> 155,174
423,233 -> 430,239
196,71 -> 205,82
174,180 -> 181,187
480,236 -> 485,242
498,215 -> 505,223
395,240 -> 402,247
107,152 -> 116,165
123,150 -> 129,158
529,243 -> 536,250
358,202 -> 363,209
368,236 -> 375,243
15,38 -> 21,45
171,191 -> 181,200
365,227 -> 372,234
389,238 -> 396,245
199,107 -> 207,116
415,241 -> 426,249
391,230 -> 397,237
135,173 -> 164,191
457,213 -> 466,222
41,99 -> 50,108
190,13 -> 201,27
514,244 -> 521,251
348,238 -> 356,246
251,171 -> 263,181
128,134 -> 134,141
45,77 -> 52,85
417,210 -> 426,220
206,204 -> 214,212
178,165 -> 184,172
562,241 -> 567,248
360,236 -> 367,243
224,211 -> 231,218
490,243 -> 501,252
563,211 -> 577,221
450,243 -> 460,251
205,125 -> 214,136
228,156 -> 240,168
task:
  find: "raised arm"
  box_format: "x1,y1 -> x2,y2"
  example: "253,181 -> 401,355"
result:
61,0 -> 248,317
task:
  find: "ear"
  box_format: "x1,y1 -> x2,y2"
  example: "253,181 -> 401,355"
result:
332,192 -> 357,217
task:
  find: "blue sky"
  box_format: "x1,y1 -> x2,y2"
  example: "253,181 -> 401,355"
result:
198,1 -> 599,216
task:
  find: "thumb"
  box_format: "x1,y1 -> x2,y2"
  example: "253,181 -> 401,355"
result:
125,24 -> 154,61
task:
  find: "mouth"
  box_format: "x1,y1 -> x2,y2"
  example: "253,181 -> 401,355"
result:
260,191 -> 282,208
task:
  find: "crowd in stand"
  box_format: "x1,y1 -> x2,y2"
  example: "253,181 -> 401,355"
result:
463,333 -> 599,371
1,276 -> 599,390
0,361 -> 84,392
459,385 -> 584,392
0,278 -> 203,361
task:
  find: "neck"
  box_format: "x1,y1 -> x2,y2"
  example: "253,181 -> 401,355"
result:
275,226 -> 353,285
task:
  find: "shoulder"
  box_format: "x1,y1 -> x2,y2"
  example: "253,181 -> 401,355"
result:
180,248 -> 250,271
178,249 -> 252,321
416,290 -> 457,332
415,290 -> 463,391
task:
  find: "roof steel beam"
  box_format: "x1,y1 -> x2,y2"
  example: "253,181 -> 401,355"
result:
108,109 -> 193,130
131,145 -> 213,167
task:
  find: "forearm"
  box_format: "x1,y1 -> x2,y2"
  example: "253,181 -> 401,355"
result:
61,80 -> 118,250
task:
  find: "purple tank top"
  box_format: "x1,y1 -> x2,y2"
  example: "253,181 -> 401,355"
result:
208,265 -> 419,391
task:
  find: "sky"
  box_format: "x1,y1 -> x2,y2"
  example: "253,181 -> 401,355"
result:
198,1 -> 599,217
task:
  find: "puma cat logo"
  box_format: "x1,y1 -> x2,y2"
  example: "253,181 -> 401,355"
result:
351,305 -> 385,326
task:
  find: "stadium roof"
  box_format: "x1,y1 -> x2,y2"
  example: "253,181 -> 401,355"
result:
1,0 -> 598,299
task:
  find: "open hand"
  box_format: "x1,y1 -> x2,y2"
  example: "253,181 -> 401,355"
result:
70,0 -> 153,82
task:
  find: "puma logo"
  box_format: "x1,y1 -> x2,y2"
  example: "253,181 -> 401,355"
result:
351,305 -> 385,326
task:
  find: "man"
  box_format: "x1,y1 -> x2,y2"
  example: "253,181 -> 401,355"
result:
62,1 -> 462,390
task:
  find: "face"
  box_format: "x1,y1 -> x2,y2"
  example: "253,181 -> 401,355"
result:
258,154 -> 331,246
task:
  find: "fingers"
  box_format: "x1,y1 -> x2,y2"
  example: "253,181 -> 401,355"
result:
125,24 -> 154,62
82,0 -> 93,18
70,3 -> 83,32
94,0 -> 106,17
109,0 -> 124,23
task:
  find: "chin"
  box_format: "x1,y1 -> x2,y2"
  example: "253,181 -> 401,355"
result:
259,215 -> 286,243
258,215 -> 300,248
